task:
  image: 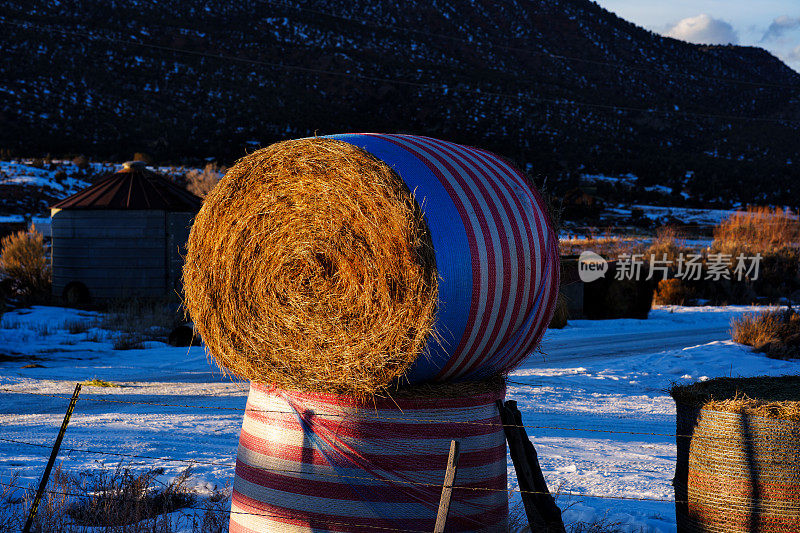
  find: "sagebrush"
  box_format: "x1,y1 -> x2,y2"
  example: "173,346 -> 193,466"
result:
0,225 -> 51,302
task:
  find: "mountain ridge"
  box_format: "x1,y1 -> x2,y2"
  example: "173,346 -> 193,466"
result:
1,0 -> 798,204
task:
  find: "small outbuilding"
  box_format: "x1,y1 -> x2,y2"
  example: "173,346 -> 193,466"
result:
50,161 -> 202,302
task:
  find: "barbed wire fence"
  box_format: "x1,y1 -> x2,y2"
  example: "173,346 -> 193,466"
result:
5,381 -> 795,530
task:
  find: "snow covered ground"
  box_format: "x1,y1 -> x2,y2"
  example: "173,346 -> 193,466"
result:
1,305 -> 798,531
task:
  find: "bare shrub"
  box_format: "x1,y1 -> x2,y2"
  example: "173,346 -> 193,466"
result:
185,163 -> 225,198
706,207 -> 800,302
731,308 -> 800,359
0,225 -> 51,303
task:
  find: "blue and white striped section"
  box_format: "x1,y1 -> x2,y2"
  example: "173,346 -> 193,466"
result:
329,134 -> 560,383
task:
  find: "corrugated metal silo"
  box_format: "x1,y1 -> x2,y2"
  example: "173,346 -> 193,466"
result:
50,161 -> 202,302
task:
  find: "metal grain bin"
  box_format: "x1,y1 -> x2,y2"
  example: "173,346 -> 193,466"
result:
50,161 -> 201,302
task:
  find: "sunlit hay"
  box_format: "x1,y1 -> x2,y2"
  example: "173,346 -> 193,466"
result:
183,138 -> 438,400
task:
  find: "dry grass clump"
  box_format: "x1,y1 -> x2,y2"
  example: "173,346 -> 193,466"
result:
731,308 -> 800,358
183,138 -> 438,400
82,378 -> 122,388
713,206 -> 800,255
3,463 -> 229,532
68,465 -> 193,528
671,375 -> 800,420
101,297 -> 181,342
646,225 -> 692,265
559,234 -> 645,258
0,225 -> 51,302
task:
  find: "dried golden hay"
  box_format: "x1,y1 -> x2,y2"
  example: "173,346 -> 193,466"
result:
671,375 -> 800,421
183,138 -> 438,400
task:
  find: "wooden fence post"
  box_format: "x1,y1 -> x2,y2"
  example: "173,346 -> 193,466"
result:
23,383 -> 82,533
434,439 -> 460,533
498,400 -> 566,533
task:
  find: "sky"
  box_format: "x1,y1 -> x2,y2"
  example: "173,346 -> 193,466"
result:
594,0 -> 800,73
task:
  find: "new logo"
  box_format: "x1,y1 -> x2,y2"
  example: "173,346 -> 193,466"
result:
578,251 -> 608,283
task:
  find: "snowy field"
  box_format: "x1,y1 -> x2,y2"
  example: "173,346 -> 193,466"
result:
1,305 -> 798,531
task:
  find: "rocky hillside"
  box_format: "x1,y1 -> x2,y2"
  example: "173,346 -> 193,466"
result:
1,0 -> 799,204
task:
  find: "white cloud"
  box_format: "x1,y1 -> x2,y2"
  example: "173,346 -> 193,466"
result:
664,14 -> 739,45
762,15 -> 800,42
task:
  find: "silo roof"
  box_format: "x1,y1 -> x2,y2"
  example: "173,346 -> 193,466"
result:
51,162 -> 203,211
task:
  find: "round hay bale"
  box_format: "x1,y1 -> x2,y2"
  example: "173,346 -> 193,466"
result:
230,379 -> 508,532
671,376 -> 800,532
184,134 -> 559,398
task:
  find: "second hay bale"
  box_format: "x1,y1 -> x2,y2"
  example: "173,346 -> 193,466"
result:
672,376 -> 800,532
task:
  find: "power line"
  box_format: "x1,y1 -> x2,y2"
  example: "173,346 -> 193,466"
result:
2,17 -> 799,128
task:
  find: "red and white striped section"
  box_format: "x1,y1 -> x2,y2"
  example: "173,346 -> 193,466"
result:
372,134 -> 560,380
230,383 -> 508,532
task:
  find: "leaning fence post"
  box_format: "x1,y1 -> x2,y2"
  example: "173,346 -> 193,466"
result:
23,382 -> 82,533
498,400 -> 566,533
434,439 -> 460,533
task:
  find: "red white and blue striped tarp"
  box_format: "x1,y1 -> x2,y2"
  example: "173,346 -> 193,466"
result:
230,383 -> 508,532
328,134 -> 560,383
